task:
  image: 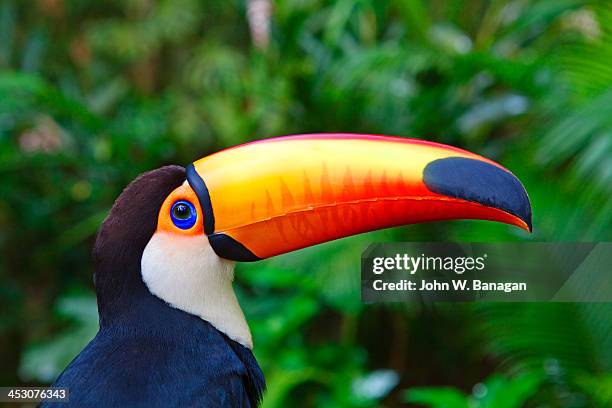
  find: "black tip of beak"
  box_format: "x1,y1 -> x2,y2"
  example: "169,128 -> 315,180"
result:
424,157 -> 532,231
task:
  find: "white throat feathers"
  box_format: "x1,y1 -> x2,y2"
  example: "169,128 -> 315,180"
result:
141,232 -> 252,348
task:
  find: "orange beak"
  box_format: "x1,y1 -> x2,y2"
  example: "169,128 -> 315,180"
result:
186,134 -> 532,261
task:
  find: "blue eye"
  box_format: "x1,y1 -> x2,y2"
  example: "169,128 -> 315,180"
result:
170,200 -> 197,230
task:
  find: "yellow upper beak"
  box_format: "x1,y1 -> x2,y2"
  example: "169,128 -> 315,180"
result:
187,134 -> 532,261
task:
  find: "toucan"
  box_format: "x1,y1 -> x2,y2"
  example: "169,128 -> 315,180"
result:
42,134 -> 531,407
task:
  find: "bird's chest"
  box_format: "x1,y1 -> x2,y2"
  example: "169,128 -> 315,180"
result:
56,331 -> 251,408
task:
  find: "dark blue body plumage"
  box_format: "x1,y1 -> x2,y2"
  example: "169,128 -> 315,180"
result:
43,293 -> 264,408
42,166 -> 265,407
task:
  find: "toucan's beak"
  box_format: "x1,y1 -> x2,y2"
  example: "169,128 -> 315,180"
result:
186,134 -> 532,261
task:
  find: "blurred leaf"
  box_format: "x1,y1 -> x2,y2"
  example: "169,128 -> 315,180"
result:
19,294 -> 98,383
405,387 -> 469,408
476,303 -> 612,374
405,371 -> 543,408
575,373 -> 612,407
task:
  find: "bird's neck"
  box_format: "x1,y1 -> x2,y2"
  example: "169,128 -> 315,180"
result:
140,233 -> 253,348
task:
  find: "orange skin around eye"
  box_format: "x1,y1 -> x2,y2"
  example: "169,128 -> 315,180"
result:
157,183 -> 204,236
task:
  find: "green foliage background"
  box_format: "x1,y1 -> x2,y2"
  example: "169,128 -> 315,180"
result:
0,0 -> 611,406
